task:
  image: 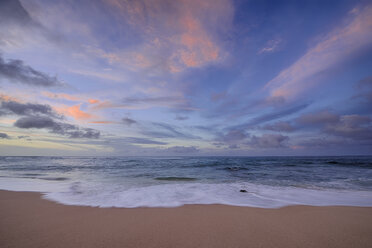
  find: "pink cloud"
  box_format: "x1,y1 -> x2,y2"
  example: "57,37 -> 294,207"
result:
88,99 -> 100,104
102,0 -> 234,73
59,105 -> 93,120
89,120 -> 116,124
42,92 -> 80,101
0,93 -> 20,102
89,100 -> 117,110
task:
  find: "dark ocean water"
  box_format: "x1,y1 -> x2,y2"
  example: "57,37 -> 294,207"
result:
0,156 -> 371,208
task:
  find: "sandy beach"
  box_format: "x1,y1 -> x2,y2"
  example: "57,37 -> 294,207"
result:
0,190 -> 371,248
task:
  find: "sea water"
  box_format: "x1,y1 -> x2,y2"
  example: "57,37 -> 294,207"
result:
0,156 -> 372,208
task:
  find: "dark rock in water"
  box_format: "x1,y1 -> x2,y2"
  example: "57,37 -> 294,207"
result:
327,161 -> 339,164
240,189 -> 247,193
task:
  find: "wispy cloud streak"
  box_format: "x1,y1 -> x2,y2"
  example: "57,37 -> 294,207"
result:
265,5 -> 372,100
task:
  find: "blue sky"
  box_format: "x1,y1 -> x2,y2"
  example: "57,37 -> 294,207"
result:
0,0 -> 371,156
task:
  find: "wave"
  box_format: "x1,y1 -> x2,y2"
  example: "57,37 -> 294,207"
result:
155,177 -> 197,181
40,177 -> 69,181
43,182 -> 372,208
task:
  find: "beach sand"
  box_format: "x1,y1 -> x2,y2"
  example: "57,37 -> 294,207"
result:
1,190 -> 372,248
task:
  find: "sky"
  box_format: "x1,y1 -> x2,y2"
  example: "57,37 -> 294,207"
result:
0,0 -> 371,156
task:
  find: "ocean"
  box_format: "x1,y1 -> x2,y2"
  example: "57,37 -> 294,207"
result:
0,156 -> 372,208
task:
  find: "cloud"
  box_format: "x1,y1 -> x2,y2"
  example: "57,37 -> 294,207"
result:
296,110 -> 372,143
143,122 -> 199,139
175,115 -> 188,121
103,0 -> 233,72
122,96 -> 194,110
122,117 -> 137,126
121,137 -> 167,145
248,134 -> 289,148
0,98 -> 100,139
296,137 -> 345,148
60,105 -> 93,120
217,129 -> 248,143
354,76 -> 372,104
0,99 -> 61,118
120,117 -> 198,140
166,146 -> 199,153
357,76 -> 372,89
258,38 -> 282,54
0,54 -> 62,87
90,100 -> 117,110
262,121 -> 295,132
88,99 -> 100,104
234,103 -> 309,129
42,92 -> 79,101
214,130 -> 289,149
69,69 -> 123,82
296,110 -> 339,126
89,120 -> 115,124
228,144 -> 239,149
0,132 -> 10,139
14,116 -> 100,139
264,5 -> 372,100
17,135 -> 30,139
0,0 -> 37,28
325,115 -> 372,141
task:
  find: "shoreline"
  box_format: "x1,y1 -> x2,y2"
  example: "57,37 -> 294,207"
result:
1,190 -> 372,248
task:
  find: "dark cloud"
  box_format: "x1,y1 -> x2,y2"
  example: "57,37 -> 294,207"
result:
175,115 -> 188,121
1,98 -> 100,139
212,142 -> 224,148
248,134 -> 289,148
0,132 -> 10,139
17,135 -> 29,139
296,110 -> 339,126
324,115 -> 372,142
262,121 -> 295,132
0,55 -> 62,87
228,144 -> 239,149
357,76 -> 372,89
211,129 -> 290,150
297,138 -> 345,148
0,99 -> 61,118
166,146 -> 199,153
351,76 -> 372,113
296,110 -> 372,143
68,128 -> 100,139
217,129 -> 248,143
0,0 -> 34,25
122,117 -> 137,126
14,116 -> 56,129
14,116 -> 100,139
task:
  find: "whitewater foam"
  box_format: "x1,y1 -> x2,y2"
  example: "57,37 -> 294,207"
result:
43,182 -> 372,208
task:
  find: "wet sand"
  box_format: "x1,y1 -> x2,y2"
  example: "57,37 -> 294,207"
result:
1,190 -> 372,248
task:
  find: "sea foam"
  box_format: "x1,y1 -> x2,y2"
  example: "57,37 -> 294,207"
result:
43,181 -> 372,208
